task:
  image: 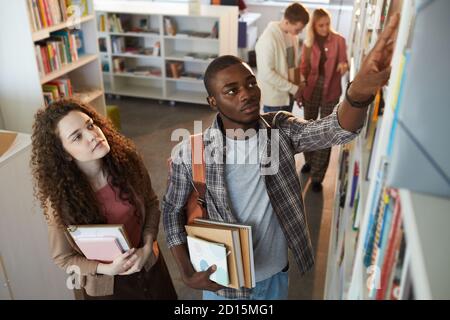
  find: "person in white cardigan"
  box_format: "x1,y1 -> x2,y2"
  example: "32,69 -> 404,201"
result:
255,2 -> 310,113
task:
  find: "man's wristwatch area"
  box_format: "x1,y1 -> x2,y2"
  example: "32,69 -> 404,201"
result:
345,81 -> 375,108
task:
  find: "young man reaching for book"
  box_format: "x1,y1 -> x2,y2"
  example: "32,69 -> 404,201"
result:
163,15 -> 400,300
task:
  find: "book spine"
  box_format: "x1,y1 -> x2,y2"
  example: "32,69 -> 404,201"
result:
37,0 -> 48,28
43,0 -> 53,27
27,0 -> 37,32
32,0 -> 43,30
59,0 -> 67,21
35,45 -> 44,77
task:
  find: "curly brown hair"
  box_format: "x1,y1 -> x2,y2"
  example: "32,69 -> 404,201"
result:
31,99 -> 151,226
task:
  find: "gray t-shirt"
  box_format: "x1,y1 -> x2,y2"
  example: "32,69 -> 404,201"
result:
225,133 -> 288,282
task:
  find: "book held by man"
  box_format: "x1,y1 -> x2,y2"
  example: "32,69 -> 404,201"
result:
185,219 -> 255,289
187,235 -> 229,287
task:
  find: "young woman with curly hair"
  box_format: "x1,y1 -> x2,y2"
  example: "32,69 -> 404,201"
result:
31,99 -> 177,300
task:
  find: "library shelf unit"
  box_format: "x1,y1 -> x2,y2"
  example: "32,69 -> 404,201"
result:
0,0 -> 106,134
94,0 -> 238,105
324,0 -> 450,300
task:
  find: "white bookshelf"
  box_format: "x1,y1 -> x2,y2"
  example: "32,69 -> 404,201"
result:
94,0 -> 238,105
325,0 -> 450,300
0,0 -> 106,134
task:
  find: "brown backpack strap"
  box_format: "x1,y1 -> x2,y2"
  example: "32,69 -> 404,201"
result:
190,134 -> 206,207
303,45 -> 312,80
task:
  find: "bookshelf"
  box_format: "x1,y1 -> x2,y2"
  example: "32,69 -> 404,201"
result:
94,0 -> 238,106
325,0 -> 450,300
0,0 -> 106,134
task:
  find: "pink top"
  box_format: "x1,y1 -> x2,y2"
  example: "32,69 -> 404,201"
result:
95,183 -> 142,249
300,32 -> 348,103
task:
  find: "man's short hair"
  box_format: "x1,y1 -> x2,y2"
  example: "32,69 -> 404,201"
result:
204,55 -> 244,97
284,2 -> 310,25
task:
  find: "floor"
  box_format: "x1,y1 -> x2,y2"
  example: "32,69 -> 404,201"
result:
109,96 -> 340,300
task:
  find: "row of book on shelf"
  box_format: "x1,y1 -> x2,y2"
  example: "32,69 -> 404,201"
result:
110,37 -> 160,56
110,58 -> 205,80
364,174 -> 408,300
42,76 -> 73,105
335,146 -> 410,300
27,0 -> 89,32
65,218 -> 255,290
164,17 -> 219,39
112,58 -> 162,77
167,62 -> 204,80
35,29 -> 85,77
42,76 -> 99,106
98,13 -> 159,34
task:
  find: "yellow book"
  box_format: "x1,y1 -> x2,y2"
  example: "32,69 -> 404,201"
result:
37,0 -> 48,28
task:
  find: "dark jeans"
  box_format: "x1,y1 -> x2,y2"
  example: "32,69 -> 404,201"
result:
263,95 -> 294,113
263,105 -> 293,113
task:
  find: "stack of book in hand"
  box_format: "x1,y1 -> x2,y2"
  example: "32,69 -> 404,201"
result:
67,224 -> 131,262
185,219 -> 255,289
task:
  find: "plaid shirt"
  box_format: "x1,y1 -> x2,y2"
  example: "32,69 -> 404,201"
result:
163,108 -> 358,299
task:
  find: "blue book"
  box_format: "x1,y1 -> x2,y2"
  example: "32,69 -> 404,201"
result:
71,30 -> 85,56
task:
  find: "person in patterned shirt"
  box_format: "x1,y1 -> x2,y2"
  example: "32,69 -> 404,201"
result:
163,14 -> 400,300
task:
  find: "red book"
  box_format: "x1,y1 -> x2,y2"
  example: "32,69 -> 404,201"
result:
40,46 -> 51,74
376,189 -> 402,300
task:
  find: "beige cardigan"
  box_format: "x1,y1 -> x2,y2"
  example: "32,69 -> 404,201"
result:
255,21 -> 301,107
46,183 -> 161,297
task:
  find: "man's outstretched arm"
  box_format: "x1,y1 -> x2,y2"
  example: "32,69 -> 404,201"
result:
338,13 -> 400,132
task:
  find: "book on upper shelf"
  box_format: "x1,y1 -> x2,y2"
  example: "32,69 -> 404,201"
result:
112,57 -> 125,72
167,61 -> 184,79
187,235 -> 229,287
164,17 -> 177,36
72,29 -> 85,55
210,21 -> 219,38
108,14 -> 124,33
35,29 -> 84,77
69,0 -> 89,18
27,0 -> 89,32
67,224 -> 131,262
98,12 -> 107,32
98,38 -> 107,52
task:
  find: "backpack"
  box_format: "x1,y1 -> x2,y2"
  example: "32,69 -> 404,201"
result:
167,134 -> 207,225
